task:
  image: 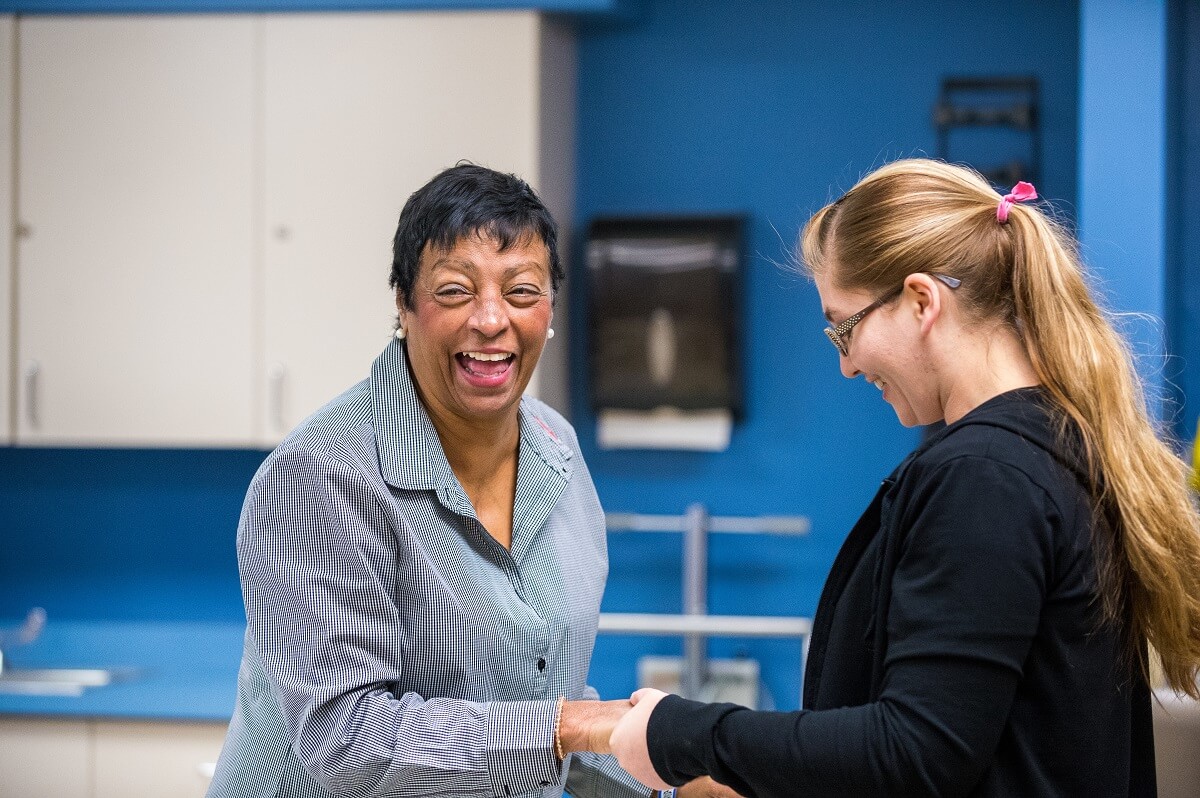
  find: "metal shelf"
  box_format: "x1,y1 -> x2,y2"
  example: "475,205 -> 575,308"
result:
603,505 -> 812,703
598,613 -> 811,638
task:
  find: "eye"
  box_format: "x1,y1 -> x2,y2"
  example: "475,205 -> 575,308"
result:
507,284 -> 547,307
430,284 -> 472,305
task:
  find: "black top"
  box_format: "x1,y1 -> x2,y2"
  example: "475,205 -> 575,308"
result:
647,388 -> 1155,797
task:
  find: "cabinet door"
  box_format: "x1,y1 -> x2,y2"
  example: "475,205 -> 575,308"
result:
259,12 -> 545,443
0,717 -> 91,798
0,16 -> 13,444
16,16 -> 256,446
92,720 -> 226,798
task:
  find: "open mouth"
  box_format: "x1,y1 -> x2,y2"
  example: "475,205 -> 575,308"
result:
456,351 -> 515,381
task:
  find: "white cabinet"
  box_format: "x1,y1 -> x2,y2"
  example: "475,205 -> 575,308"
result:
11,11 -> 575,448
0,717 -> 91,798
0,16 -> 13,445
0,717 -> 226,798
15,16 -> 257,447
258,12 -> 574,443
93,720 -> 225,798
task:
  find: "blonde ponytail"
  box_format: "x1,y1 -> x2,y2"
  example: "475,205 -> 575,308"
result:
802,158 -> 1200,697
1007,208 -> 1200,697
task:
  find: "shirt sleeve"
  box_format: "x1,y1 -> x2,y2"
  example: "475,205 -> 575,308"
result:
239,444 -> 561,797
646,456 -> 1056,797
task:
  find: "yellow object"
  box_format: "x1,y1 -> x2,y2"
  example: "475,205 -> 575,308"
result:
1192,418 -> 1200,493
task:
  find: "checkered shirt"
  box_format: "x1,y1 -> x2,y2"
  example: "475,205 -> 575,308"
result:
207,340 -> 649,798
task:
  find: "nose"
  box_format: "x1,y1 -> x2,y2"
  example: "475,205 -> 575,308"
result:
839,350 -> 859,379
470,292 -> 510,338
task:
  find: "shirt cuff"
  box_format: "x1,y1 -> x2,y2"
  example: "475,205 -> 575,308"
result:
486,699 -> 561,796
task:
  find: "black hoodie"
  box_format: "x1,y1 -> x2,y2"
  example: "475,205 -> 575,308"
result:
648,388 -> 1155,797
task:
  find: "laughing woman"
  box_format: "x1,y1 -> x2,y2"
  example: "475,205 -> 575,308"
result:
207,164 -> 647,798
569,159 -> 1200,797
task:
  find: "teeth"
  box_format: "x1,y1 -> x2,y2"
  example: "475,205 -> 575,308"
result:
871,379 -> 886,391
462,351 -> 512,362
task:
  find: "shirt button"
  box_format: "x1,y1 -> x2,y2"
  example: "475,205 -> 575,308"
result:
537,657 -> 546,671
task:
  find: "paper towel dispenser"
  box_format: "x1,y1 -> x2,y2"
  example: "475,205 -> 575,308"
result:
586,215 -> 745,424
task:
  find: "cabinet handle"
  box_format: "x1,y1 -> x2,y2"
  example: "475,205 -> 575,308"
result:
268,364 -> 286,432
24,361 -> 40,428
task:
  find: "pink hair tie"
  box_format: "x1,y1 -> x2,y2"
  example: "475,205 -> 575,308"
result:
996,181 -> 1038,223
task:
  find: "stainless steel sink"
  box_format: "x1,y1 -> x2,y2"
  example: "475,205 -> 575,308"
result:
0,667 -> 137,697
0,609 -> 138,696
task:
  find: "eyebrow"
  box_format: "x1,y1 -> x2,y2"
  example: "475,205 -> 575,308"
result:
428,259 -> 547,279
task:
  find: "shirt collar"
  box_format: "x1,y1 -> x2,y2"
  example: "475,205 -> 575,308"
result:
370,339 -> 572,492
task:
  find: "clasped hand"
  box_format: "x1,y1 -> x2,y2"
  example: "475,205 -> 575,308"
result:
560,688 -> 741,796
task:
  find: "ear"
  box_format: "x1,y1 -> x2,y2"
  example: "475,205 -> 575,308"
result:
904,273 -> 943,335
395,289 -> 411,325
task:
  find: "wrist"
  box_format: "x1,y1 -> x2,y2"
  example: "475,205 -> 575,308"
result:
556,699 -> 625,755
558,700 -> 605,755
553,695 -> 567,761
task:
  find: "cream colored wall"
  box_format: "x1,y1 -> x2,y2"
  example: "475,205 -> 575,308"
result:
1,16 -> 13,443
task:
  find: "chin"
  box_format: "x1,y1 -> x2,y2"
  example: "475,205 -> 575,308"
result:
889,403 -> 927,429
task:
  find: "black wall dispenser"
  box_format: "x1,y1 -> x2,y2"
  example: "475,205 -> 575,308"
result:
586,215 -> 745,450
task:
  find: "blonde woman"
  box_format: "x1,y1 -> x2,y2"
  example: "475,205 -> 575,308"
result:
565,159 -> 1200,797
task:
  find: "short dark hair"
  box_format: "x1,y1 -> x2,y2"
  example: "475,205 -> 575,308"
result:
389,163 -> 563,309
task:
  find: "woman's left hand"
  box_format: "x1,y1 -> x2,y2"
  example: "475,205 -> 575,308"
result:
609,688 -> 672,790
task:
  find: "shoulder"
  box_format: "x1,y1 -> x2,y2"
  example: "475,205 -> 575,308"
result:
889,422 -> 1088,562
276,379 -> 375,460
900,389 -> 1085,501
917,423 -> 1079,503
248,380 -> 378,496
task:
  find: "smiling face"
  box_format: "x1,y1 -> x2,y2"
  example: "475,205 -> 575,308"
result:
398,232 -> 553,429
814,270 -> 942,428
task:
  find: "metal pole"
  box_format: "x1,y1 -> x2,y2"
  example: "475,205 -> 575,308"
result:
682,503 -> 708,700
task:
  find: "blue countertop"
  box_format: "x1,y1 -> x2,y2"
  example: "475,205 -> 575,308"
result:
0,621 -> 245,722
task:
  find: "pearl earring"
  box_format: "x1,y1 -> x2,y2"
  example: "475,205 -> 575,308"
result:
546,328 -> 555,340
394,327 -> 406,340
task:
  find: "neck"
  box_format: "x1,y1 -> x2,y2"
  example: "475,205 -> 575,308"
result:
939,321 -> 1041,424
427,404 -> 522,489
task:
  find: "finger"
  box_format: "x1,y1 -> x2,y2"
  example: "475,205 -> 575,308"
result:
630,687 -> 664,706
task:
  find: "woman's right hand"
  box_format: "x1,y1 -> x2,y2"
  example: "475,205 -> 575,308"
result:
609,688 -> 672,790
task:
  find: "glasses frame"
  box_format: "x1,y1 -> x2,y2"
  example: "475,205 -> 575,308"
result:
823,272 -> 962,357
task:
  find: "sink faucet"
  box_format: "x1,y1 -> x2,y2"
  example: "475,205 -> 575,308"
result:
0,607 -> 47,674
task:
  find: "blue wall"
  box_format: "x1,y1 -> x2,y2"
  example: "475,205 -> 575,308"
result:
573,0 -> 1080,706
1,0 -> 1084,710
1171,0 -> 1200,446
0,448 -> 264,622
1078,0 -> 1170,421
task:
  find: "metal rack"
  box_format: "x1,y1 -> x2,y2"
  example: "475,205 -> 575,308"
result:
598,504 -> 812,703
934,76 -> 1040,187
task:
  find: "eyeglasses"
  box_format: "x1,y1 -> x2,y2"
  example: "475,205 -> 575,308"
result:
824,273 -> 962,357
